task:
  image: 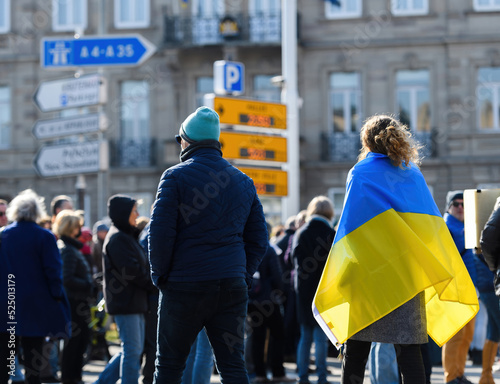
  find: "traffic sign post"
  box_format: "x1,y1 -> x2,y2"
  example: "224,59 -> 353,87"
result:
41,34 -> 156,69
32,113 -> 106,140
33,74 -> 107,112
214,60 -> 245,95
33,141 -> 108,178
205,95 -> 287,129
220,132 -> 287,162
238,167 -> 288,197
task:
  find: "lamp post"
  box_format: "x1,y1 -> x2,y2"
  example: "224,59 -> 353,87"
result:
281,0 -> 300,222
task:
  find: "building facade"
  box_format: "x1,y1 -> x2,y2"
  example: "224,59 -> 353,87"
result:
0,0 -> 499,225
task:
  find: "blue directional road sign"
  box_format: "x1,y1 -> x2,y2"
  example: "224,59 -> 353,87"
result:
41,34 -> 156,69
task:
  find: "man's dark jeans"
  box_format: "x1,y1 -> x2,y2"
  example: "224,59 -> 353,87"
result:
154,277 -> 249,384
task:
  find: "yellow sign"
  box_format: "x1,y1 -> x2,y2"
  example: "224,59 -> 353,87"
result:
238,167 -> 288,197
214,96 -> 287,129
220,132 -> 287,162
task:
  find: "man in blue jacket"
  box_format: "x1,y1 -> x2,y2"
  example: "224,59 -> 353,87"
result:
442,191 -> 477,384
149,106 -> 268,384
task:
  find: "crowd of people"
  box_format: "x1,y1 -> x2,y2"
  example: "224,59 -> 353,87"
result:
1,108 -> 500,384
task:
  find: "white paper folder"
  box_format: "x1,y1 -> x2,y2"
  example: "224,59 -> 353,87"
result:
464,188 -> 500,251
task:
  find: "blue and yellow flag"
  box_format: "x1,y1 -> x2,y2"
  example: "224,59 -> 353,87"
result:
313,152 -> 478,347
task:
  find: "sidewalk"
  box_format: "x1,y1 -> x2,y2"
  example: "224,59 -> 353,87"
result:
81,348 -> 500,384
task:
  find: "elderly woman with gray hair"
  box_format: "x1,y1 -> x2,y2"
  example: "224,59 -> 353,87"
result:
0,189 -> 71,384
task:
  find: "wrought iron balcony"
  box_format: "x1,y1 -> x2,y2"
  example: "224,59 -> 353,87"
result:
109,139 -> 157,168
164,13 -> 281,47
320,131 -> 435,163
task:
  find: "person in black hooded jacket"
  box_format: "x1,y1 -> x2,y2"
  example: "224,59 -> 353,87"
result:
95,195 -> 155,384
481,197 -> 500,273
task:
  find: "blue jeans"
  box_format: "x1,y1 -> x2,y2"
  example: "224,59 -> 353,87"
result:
479,290 -> 500,342
96,314 -> 145,384
368,343 -> 399,384
182,329 -> 214,384
154,278 -> 249,384
297,324 -> 328,383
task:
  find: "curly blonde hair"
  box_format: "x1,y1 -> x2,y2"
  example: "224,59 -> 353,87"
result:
358,115 -> 422,167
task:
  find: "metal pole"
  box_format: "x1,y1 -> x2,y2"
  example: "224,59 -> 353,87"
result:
97,1 -> 107,220
281,0 -> 300,222
76,174 -> 86,210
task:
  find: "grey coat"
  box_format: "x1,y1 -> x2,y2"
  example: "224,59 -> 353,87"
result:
350,291 -> 427,344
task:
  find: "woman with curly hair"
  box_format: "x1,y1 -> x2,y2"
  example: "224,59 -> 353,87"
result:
341,115 -> 427,383
314,114 -> 478,384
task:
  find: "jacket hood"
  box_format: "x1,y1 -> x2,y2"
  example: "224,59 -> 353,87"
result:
108,195 -> 136,233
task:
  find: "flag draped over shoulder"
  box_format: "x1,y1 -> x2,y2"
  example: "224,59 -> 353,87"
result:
313,152 -> 478,347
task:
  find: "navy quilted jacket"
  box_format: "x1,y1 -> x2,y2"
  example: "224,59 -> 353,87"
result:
149,142 -> 268,287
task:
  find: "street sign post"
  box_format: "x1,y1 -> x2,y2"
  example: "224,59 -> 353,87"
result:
32,113 -> 106,140
220,132 -> 287,162
214,60 -> 245,95
238,167 -> 288,197
33,141 -> 108,178
205,96 -> 287,129
41,34 -> 156,69
33,74 -> 107,112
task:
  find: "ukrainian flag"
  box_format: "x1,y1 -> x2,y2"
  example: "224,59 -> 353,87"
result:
313,152 -> 478,347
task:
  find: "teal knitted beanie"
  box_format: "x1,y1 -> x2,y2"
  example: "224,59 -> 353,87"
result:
179,106 -> 220,142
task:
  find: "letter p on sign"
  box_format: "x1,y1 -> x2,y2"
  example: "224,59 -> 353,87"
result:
213,60 -> 245,95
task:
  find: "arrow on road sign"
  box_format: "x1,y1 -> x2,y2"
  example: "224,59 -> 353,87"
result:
32,113 -> 106,140
41,34 -> 156,69
33,74 -> 107,112
33,141 -> 108,177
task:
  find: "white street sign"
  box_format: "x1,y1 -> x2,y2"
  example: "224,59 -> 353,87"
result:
32,113 -> 107,140
33,140 -> 109,177
33,74 -> 107,112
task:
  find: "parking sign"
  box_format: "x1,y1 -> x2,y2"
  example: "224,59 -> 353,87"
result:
213,60 -> 245,95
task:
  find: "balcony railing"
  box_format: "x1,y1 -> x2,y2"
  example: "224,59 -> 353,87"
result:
320,131 -> 435,163
164,13 -> 281,47
109,139 -> 157,168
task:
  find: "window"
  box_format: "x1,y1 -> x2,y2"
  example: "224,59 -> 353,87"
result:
196,77 -> 213,108
249,0 -> 281,42
119,81 -> 151,167
0,86 -> 11,149
121,81 -> 150,140
253,75 -> 281,102
328,187 -> 346,225
391,0 -> 428,16
395,70 -> 430,132
325,0 -> 362,19
191,0 -> 224,44
329,72 -> 362,133
477,67 -> 500,131
114,0 -> 150,29
473,0 -> 500,11
52,0 -> 87,32
0,0 -> 10,34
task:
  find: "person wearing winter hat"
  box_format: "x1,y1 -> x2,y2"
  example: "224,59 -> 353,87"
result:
95,195 -> 155,384
442,190 -> 478,384
149,107 -> 268,382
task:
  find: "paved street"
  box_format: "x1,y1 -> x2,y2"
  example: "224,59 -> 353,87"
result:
80,346 -> 500,384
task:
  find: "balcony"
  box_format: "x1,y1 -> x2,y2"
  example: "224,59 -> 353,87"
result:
109,139 -> 157,168
164,13 -> 281,47
320,131 -> 435,163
